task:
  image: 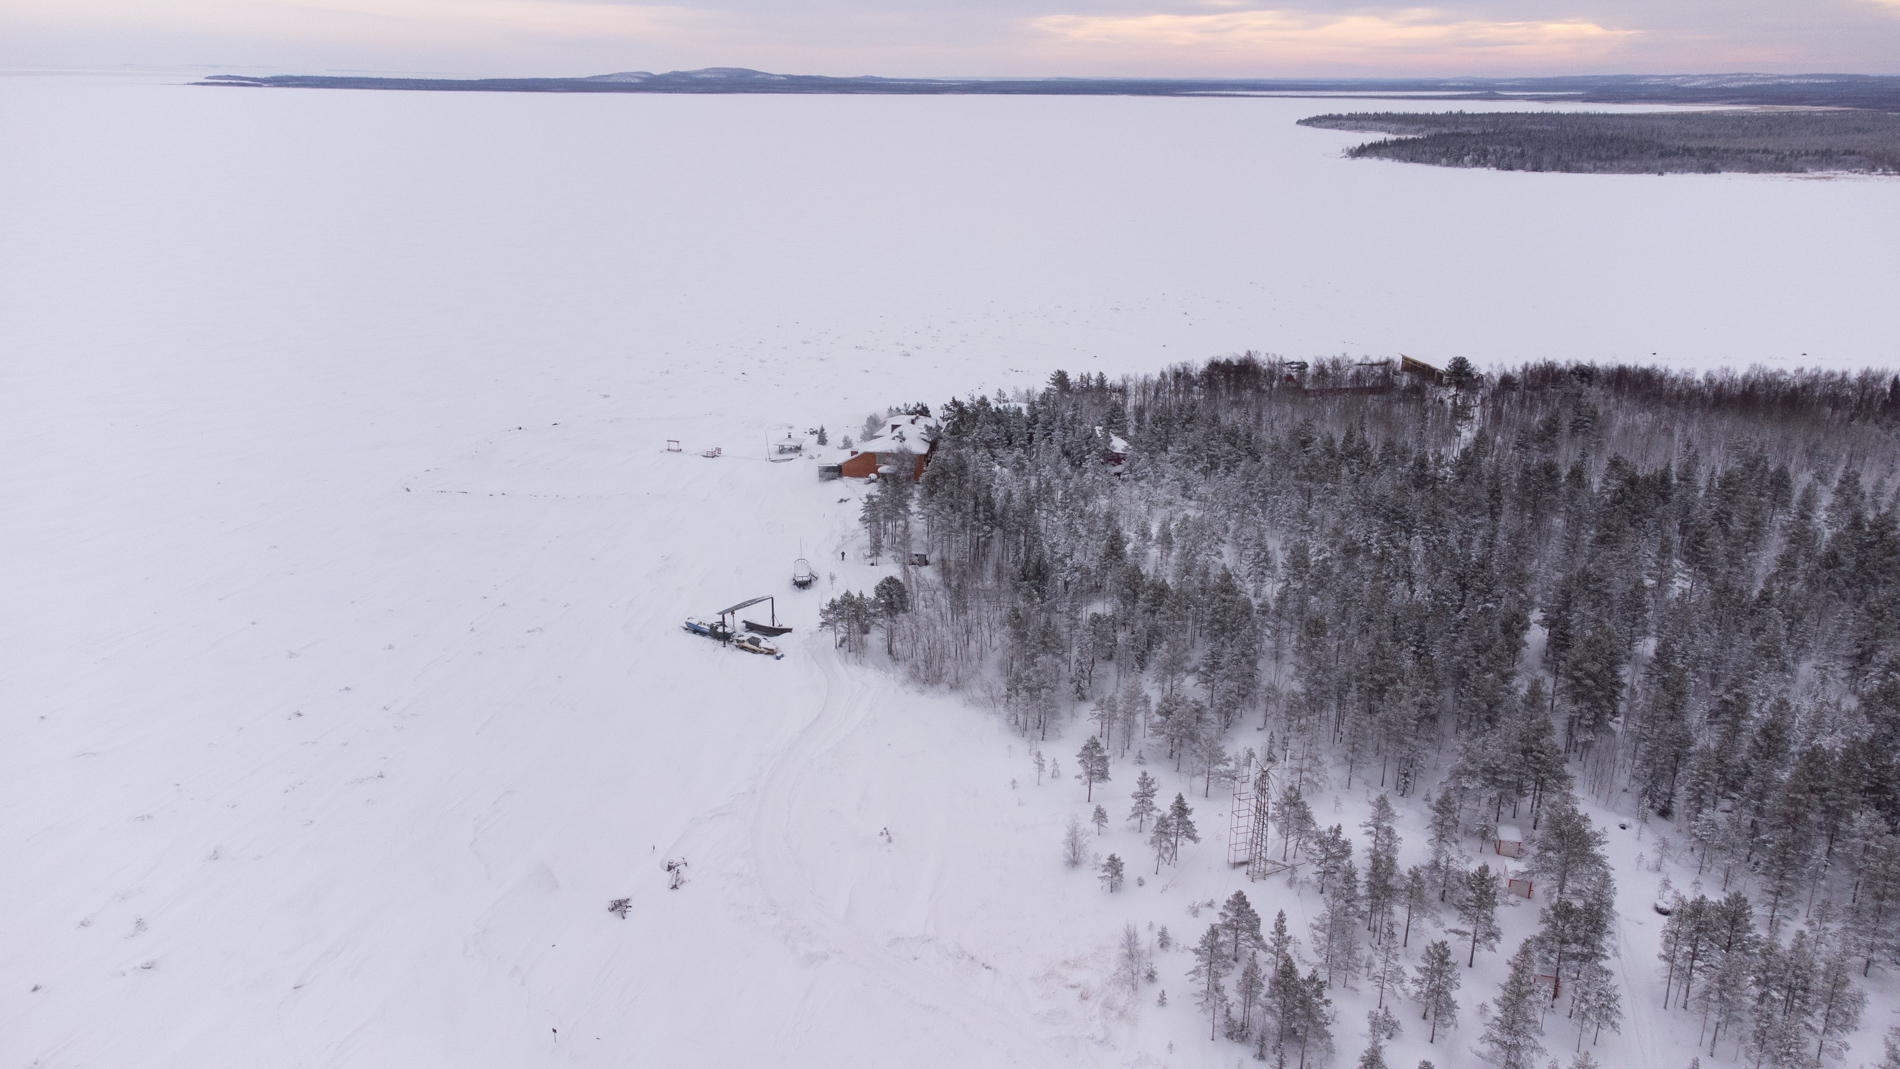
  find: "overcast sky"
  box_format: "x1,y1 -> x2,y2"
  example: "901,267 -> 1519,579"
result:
7,0 -> 1900,78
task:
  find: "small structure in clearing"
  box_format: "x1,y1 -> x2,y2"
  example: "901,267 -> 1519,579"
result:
1495,824 -> 1525,857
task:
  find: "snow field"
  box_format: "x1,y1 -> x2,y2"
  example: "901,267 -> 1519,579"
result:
2,71 -> 1898,1067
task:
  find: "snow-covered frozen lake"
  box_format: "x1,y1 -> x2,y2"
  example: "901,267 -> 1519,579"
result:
2,71 -> 1897,1068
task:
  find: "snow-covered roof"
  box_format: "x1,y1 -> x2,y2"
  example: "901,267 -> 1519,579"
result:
1497,825 -> 1524,841
854,413 -> 938,456
1108,434 -> 1129,454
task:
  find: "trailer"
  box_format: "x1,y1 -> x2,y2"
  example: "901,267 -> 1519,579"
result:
792,558 -> 816,589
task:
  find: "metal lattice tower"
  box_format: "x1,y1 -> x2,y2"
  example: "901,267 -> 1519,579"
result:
1246,761 -> 1275,881
1227,762 -> 1255,867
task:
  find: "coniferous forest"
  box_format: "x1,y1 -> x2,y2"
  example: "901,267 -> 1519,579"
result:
828,356 -> 1900,1068
1298,111 -> 1900,175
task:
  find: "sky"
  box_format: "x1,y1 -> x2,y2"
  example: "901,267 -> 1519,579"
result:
4,0 -> 1900,80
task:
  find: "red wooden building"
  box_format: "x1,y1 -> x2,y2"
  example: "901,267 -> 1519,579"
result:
839,413 -> 939,481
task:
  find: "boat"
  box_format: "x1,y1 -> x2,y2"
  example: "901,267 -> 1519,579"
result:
714,594 -> 788,637
734,634 -> 780,657
682,616 -> 732,642
792,558 -> 816,589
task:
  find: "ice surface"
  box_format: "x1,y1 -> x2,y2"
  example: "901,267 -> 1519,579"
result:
1,72 -> 1897,1067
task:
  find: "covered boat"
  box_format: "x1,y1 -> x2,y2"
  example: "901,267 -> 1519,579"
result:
734,634 -> 780,657
682,616 -> 732,642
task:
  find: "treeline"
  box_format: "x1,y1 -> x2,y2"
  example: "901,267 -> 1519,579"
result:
1298,111 -> 1900,175
828,354 -> 1900,1066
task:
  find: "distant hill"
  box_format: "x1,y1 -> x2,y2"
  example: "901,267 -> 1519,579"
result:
197,69 -> 1900,110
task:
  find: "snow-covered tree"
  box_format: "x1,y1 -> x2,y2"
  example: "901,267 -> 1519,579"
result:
1219,889 -> 1263,962
1062,814 -> 1087,868
1189,924 -> 1234,1040
1480,940 -> 1545,1069
1128,770 -> 1159,831
1455,863 -> 1503,967
1075,736 -> 1110,801
1168,793 -> 1200,858
1411,939 -> 1459,1043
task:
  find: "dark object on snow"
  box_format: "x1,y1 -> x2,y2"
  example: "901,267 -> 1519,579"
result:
818,464 -> 843,481
608,898 -> 631,918
717,595 -> 786,637
744,620 -> 792,636
682,617 -> 732,642
909,552 -> 930,566
665,858 -> 688,890
792,558 -> 816,589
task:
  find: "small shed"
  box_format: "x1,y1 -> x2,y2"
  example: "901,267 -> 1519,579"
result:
1495,825 -> 1525,857
1507,875 -> 1534,899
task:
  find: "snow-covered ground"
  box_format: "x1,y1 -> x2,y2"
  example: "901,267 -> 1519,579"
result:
2,72 -> 1898,1067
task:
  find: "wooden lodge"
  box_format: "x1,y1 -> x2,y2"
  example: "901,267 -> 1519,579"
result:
839,413 -> 939,481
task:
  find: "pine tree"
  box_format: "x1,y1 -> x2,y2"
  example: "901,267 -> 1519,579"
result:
1428,790 -> 1464,901
1401,865 -> 1433,947
1311,857 -> 1364,986
1412,939 -> 1460,1042
1092,804 -> 1108,835
1314,823 -> 1353,894
1279,785 -> 1319,862
1297,968 -> 1335,1069
1455,863 -> 1503,967
1809,945 -> 1867,1064
1128,770 -> 1159,831
1169,793 -> 1200,857
1268,909 -> 1296,967
1150,812 -> 1176,873
1363,794 -> 1402,940
1877,1024 -> 1900,1069
1528,795 -> 1608,907
1567,961 -> 1621,1050
1099,853 -> 1125,892
1190,924 -> 1235,1040
1480,940 -> 1545,1069
1369,920 -> 1406,1008
1219,890 -> 1264,961
1367,1004 -> 1400,1042
1076,735 -> 1111,801
1235,952 -> 1267,1040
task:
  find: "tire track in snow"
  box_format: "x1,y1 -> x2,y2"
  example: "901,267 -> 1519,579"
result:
748,646 -> 1102,1067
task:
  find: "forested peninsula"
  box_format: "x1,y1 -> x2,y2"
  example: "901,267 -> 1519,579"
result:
826,356 -> 1900,1064
1299,111 -> 1900,175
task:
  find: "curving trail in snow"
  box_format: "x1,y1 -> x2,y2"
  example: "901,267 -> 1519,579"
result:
744,642 -> 1106,1066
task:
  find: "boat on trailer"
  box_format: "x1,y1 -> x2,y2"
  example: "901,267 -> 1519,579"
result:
683,616 -> 733,642
791,558 -> 816,589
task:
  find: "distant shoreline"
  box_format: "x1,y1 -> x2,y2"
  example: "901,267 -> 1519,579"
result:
196,68 -> 1900,111
1300,110 -> 1900,175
